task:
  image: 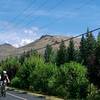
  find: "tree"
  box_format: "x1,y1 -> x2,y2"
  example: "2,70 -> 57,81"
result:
67,39 -> 75,62
79,28 -> 96,66
85,29 -> 97,87
95,32 -> 100,64
56,40 -> 67,66
79,35 -> 86,64
29,63 -> 57,93
19,49 -> 38,64
1,57 -> 20,80
92,32 -> 100,87
85,29 -> 96,66
44,44 -> 52,63
49,62 -> 89,99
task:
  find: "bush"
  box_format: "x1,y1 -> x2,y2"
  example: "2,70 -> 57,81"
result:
16,54 -> 45,89
48,62 -> 89,99
29,63 -> 57,93
16,64 -> 31,89
1,57 -> 21,80
11,77 -> 21,88
9,53 -> 92,99
0,66 -> 3,74
87,84 -> 100,100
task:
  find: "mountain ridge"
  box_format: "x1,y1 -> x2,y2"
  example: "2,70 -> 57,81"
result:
0,35 -> 81,60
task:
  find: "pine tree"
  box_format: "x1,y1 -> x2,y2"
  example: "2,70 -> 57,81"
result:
95,32 -> 100,87
83,29 -> 97,87
67,39 -> 75,62
88,32 -> 100,87
79,35 -> 86,64
56,40 -> 67,66
85,29 -> 96,66
44,44 -> 52,63
95,32 -> 100,64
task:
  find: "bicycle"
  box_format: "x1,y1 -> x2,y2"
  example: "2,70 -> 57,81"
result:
0,81 -> 6,97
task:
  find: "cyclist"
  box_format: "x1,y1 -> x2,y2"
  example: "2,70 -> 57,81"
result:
0,71 -> 10,96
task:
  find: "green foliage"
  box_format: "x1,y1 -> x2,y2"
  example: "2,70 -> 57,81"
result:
44,44 -> 52,63
96,32 -> 100,64
29,63 -> 57,93
0,66 -> 3,74
67,39 -> 75,62
79,34 -> 87,63
19,49 -> 38,64
92,32 -> 100,87
1,57 -> 20,80
85,30 -> 96,66
79,29 -> 96,66
49,51 -> 57,64
1,29 -> 100,99
79,30 -> 99,88
48,62 -> 88,99
87,84 -> 100,100
83,30 -> 99,89
16,53 -> 44,89
56,40 -> 67,66
11,77 -> 21,88
16,64 -> 30,89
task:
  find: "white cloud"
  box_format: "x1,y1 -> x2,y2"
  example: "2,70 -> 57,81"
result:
14,39 -> 33,47
24,26 -> 39,36
20,39 -> 33,46
0,21 -> 40,47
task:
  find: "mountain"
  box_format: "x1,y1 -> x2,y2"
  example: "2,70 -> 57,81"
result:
17,35 -> 80,54
0,43 -> 16,60
0,35 -> 81,60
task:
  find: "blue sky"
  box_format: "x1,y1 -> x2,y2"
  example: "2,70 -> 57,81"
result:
0,0 -> 100,47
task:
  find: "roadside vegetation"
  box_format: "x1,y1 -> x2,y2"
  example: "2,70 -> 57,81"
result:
0,29 -> 100,99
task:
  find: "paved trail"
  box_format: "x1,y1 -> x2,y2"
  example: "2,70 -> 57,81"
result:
0,90 -> 45,100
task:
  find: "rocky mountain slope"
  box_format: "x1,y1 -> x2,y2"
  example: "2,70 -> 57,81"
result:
0,43 -> 16,60
0,35 -> 81,60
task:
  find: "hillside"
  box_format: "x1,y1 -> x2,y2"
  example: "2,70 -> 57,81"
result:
0,43 -> 16,60
0,35 -> 81,60
17,35 -> 80,54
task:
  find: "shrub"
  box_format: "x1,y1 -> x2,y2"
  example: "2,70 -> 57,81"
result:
48,62 -> 89,99
11,77 -> 21,88
16,54 -> 45,89
87,84 -> 100,100
29,63 -> 57,93
16,64 -> 30,89
1,57 -> 21,80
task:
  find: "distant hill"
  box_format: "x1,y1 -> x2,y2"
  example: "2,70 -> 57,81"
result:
0,43 -> 16,60
17,35 -> 80,53
0,35 -> 81,60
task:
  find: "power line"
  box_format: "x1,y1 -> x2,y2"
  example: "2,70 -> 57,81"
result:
4,0 -> 92,32
22,0 -> 65,27
2,0 -> 48,30
0,0 -> 37,32
13,0 -> 92,34
37,0 -> 93,31
14,0 -> 49,26
14,0 -> 65,29
10,0 -> 37,23
33,27 -> 100,51
1,0 -> 48,32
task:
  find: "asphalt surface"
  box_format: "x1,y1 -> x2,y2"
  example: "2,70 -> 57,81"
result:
0,90 -> 45,100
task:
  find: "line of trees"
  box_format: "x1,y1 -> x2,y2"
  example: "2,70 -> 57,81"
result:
0,29 -> 100,99
44,29 -> 100,88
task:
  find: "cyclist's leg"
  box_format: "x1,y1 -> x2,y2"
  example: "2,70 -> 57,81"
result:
0,81 -> 3,96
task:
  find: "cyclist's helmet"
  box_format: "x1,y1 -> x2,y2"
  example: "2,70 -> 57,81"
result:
3,71 -> 7,74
